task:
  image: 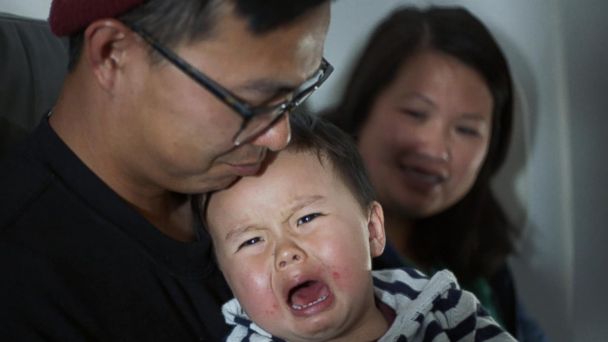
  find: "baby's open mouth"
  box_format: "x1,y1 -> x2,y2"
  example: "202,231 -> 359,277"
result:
287,280 -> 330,311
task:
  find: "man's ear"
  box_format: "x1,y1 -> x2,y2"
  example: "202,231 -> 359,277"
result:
83,19 -> 133,91
367,201 -> 386,258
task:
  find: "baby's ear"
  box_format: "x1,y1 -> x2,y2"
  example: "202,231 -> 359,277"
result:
367,201 -> 386,258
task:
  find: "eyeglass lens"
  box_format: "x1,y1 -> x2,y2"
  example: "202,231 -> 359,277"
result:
233,65 -> 330,145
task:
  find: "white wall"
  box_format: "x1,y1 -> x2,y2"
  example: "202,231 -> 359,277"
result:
558,0 -> 608,341
1,1 -> 606,341
0,0 -> 50,19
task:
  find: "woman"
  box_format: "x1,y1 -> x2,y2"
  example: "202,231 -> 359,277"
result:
326,6 -> 546,341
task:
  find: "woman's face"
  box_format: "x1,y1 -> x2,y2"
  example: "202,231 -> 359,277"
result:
358,50 -> 493,218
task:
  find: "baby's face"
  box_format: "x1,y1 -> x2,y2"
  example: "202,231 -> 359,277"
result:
206,150 -> 385,341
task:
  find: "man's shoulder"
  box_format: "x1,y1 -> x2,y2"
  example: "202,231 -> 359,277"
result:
0,148 -> 55,229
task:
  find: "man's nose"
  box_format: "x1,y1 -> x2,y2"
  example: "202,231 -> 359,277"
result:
250,114 -> 291,151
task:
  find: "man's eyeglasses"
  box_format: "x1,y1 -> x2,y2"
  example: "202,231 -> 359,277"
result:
128,24 -> 334,146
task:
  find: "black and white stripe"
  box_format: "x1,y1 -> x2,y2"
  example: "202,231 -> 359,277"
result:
222,268 -> 516,341
373,268 -> 515,341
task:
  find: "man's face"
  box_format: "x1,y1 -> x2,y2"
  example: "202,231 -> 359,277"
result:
206,150 -> 386,342
113,3 -> 330,194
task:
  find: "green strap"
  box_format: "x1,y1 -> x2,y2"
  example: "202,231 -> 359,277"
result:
463,277 -> 505,328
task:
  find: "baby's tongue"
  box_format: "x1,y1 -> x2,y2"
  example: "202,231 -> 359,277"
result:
290,281 -> 329,308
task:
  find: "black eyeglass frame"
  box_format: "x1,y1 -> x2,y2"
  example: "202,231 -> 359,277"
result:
127,24 -> 334,145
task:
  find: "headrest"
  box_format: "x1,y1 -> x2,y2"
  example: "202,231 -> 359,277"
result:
0,13 -> 68,156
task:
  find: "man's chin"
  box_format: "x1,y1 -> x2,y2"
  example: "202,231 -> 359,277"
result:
171,174 -> 239,195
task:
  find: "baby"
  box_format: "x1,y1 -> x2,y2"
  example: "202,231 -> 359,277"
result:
204,113 -> 515,341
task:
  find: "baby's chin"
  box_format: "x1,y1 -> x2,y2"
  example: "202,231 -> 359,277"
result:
246,289 -> 347,341
272,321 -> 347,342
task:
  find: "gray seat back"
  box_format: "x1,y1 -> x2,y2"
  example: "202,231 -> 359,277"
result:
0,12 -> 68,156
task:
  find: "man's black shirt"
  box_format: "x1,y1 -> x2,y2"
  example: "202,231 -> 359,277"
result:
0,118 -> 231,341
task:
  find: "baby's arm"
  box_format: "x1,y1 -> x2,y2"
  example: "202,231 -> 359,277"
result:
428,286 -> 517,341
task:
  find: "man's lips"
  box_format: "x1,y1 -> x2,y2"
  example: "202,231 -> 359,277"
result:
228,162 -> 262,176
224,149 -> 267,176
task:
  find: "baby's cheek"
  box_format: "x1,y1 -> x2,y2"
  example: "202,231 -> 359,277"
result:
262,303 -> 281,317
327,251 -> 370,294
330,265 -> 357,290
235,270 -> 281,319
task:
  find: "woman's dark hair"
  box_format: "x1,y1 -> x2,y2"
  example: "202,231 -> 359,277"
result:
326,6 -> 517,283
68,0 -> 329,70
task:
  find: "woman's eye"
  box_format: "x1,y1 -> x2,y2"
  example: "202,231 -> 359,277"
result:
401,109 -> 427,120
237,237 -> 263,251
456,126 -> 481,137
297,213 -> 322,226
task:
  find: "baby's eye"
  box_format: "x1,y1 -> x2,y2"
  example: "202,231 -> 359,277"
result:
237,237 -> 263,251
297,213 -> 322,226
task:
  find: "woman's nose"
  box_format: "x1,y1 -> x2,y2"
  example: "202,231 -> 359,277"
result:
414,121 -> 451,162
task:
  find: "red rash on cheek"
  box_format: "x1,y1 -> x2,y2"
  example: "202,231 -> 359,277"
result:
264,304 -> 279,316
331,266 -> 356,288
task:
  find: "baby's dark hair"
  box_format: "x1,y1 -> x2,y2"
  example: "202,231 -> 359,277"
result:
199,112 -> 376,258
287,112 -> 376,210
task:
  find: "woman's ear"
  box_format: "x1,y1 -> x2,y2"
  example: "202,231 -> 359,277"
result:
367,201 -> 386,258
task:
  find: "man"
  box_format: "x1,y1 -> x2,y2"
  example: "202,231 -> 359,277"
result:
0,0 -> 332,340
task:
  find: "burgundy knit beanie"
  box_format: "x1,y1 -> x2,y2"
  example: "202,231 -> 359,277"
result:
48,0 -> 145,36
